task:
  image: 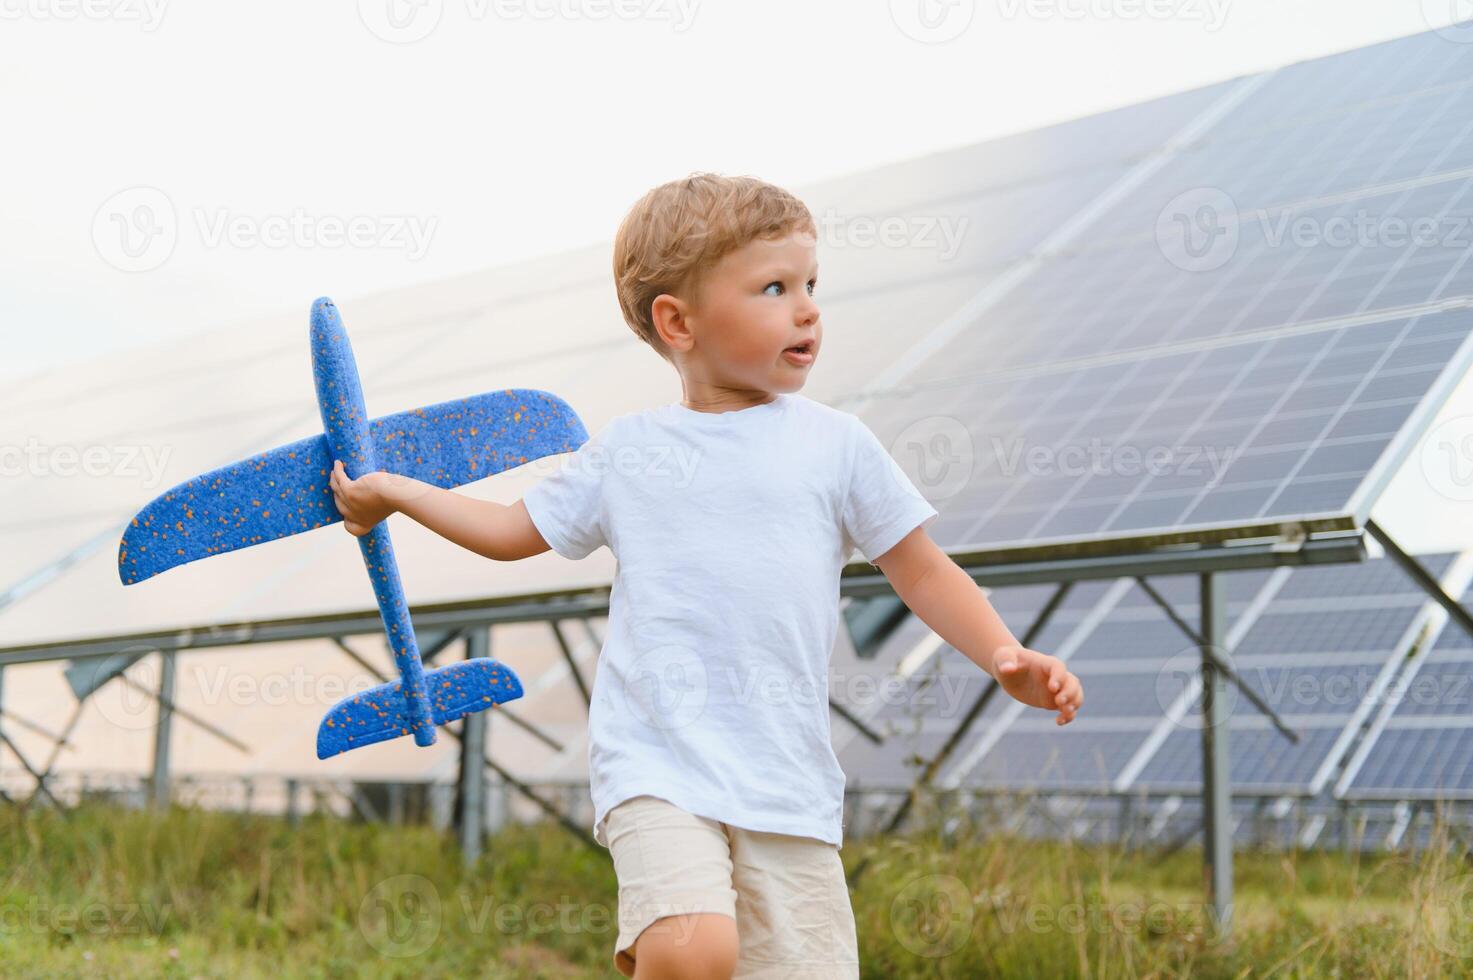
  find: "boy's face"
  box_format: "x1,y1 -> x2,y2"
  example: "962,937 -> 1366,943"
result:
665,231 -> 821,396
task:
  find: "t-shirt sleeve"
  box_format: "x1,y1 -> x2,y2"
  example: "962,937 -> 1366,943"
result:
522,427 -> 610,560
840,417 -> 940,565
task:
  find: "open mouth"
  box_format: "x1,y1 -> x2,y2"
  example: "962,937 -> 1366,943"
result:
782,343 -> 815,366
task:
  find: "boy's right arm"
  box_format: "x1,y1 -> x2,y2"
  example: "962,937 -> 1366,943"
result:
397,487 -> 552,562
391,480 -> 553,557
330,464 -> 551,561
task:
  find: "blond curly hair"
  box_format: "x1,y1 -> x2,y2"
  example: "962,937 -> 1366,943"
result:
612,172 -> 816,361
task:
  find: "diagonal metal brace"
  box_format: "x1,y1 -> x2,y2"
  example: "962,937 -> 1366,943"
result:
1132,576 -> 1300,744
1366,520 -> 1473,644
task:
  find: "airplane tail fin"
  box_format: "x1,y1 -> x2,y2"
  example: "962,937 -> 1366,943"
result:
316,658 -> 524,759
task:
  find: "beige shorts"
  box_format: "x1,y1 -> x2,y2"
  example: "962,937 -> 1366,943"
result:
601,794 -> 859,979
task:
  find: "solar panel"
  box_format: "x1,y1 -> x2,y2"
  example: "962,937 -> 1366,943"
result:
932,569 -> 1278,793
1122,552 -> 1461,796
1336,556 -> 1473,800
864,307 -> 1471,561
863,554 -> 1461,797
845,28 -> 1473,563
800,81 -> 1255,377
834,581 -> 1118,788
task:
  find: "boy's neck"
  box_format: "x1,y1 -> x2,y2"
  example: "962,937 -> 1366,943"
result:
678,381 -> 781,414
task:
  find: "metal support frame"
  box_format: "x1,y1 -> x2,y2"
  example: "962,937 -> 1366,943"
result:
330,635 -> 565,753
846,581 -> 1076,887
0,526 -> 1386,918
20,703 -> 84,812
1199,572 -> 1233,938
458,626 -> 491,868
326,622 -> 601,856
1133,576 -> 1299,744
0,534 -> 1367,669
1367,520 -> 1473,644
0,666 -> 65,812
151,651 -> 176,809
549,620 -> 591,709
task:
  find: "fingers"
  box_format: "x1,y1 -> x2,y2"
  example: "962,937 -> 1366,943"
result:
330,460 -> 360,533
993,644 -> 1021,675
1054,673 -> 1084,725
1046,656 -> 1066,693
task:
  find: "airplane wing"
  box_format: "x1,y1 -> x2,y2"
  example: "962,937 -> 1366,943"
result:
118,387 -> 588,585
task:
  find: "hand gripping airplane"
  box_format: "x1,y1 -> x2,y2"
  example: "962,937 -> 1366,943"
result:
118,297 -> 590,759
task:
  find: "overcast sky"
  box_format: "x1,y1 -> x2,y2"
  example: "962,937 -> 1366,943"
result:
2,1 -> 1467,382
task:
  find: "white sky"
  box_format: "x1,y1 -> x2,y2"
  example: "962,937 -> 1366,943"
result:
1,1 -> 1465,381
1,1 -> 1470,554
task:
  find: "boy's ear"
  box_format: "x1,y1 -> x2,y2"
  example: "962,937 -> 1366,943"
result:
651,293 -> 694,353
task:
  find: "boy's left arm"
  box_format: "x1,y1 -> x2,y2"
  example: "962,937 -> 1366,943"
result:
873,525 -> 1084,725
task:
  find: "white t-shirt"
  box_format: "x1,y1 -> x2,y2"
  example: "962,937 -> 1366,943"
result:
522,391 -> 938,848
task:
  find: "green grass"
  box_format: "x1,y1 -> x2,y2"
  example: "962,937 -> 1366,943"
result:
1,800 -> 1470,978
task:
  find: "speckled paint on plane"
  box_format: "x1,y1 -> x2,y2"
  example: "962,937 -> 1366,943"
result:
118,297 -> 590,760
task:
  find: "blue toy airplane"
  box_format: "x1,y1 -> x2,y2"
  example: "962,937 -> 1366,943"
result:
118,297 -> 590,759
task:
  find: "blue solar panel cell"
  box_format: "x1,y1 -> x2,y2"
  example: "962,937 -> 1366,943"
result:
1380,660 -> 1473,718
1233,605 -> 1423,656
840,730 -> 950,788
1055,670 -> 1177,719
865,307 -> 1473,556
1274,551 -> 1457,599
1432,613 -> 1473,652
1133,725 -> 1349,794
1342,726 -> 1473,798
959,728 -> 1150,792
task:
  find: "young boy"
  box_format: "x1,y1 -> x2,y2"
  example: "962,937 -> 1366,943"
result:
329,173 -> 1084,979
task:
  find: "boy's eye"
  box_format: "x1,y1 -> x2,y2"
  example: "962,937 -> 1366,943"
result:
763,279 -> 818,296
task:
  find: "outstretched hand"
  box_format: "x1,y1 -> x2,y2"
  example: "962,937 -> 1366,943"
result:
328,460 -> 395,537
991,644 -> 1084,725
